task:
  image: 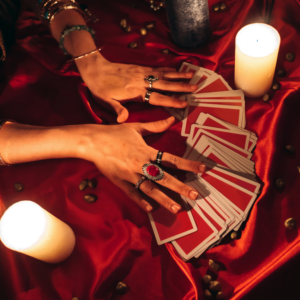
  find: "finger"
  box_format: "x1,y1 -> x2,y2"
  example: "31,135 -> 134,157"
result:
151,151 -> 206,173
115,179 -> 153,212
136,116 -> 175,136
139,179 -> 182,214
96,98 -> 129,123
156,171 -> 199,200
144,80 -> 198,93
146,71 -> 194,80
147,92 -> 188,108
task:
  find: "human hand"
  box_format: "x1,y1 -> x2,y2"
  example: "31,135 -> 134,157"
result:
82,116 -> 206,213
76,53 -> 198,123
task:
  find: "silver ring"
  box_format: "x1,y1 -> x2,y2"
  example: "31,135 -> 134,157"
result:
135,176 -> 147,189
144,75 -> 159,89
144,91 -> 152,102
155,151 -> 163,166
142,163 -> 164,181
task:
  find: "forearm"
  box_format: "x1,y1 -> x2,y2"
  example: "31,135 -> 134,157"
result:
0,122 -> 90,165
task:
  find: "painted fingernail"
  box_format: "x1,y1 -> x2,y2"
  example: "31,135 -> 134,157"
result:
145,205 -> 152,212
199,164 -> 206,173
189,190 -> 199,200
171,204 -> 181,213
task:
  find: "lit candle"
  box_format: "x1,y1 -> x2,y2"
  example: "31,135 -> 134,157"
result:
234,23 -> 280,98
0,201 -> 75,263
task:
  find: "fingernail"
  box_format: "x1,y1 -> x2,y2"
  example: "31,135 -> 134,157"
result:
146,205 -> 152,212
171,204 -> 181,213
199,164 -> 206,173
189,190 -> 199,200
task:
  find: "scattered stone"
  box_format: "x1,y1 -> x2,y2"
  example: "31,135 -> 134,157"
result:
204,289 -> 213,298
146,21 -> 156,30
208,259 -> 220,272
286,52 -> 295,62
124,25 -> 131,32
212,4 -> 220,11
14,182 -> 24,192
88,178 -> 97,189
262,93 -> 270,102
272,82 -> 281,90
220,3 -> 226,10
79,179 -> 88,191
216,291 -> 224,300
231,231 -> 238,239
140,28 -> 147,36
208,281 -> 222,292
115,282 -> 128,295
203,275 -> 212,284
162,49 -> 169,54
285,218 -> 296,229
275,178 -> 285,188
83,194 -> 98,203
120,19 -> 127,28
276,68 -> 286,77
128,42 -> 137,48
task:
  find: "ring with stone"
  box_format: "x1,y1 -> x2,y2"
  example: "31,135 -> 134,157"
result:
142,163 -> 164,181
155,151 -> 163,166
144,75 -> 159,89
135,176 -> 147,189
144,91 -> 152,102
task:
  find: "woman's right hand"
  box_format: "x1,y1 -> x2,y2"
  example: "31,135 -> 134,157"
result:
81,116 -> 206,213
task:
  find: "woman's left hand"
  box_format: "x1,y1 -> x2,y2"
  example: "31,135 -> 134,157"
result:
76,52 -> 198,123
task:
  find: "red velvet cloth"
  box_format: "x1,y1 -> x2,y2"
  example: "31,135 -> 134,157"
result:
0,0 -> 300,299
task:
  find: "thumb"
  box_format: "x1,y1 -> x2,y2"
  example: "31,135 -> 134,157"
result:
97,98 -> 129,123
137,116 -> 175,136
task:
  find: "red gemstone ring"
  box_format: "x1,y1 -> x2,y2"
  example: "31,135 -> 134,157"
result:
142,163 -> 164,181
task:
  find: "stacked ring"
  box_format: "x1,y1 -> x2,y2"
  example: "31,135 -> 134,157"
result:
144,91 -> 151,102
155,151 -> 163,166
144,75 -> 159,89
135,176 -> 147,189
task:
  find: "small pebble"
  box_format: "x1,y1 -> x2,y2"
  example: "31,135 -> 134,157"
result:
262,93 -> 270,102
162,49 -> 169,54
146,21 -> 156,30
14,182 -> 24,192
286,52 -> 295,62
208,259 -> 219,271
297,166 -> 300,174
220,3 -> 226,10
231,231 -> 238,239
115,282 -> 128,295
204,289 -> 213,298
153,6 -> 158,11
212,3 -> 220,11
276,68 -> 286,77
150,4 -> 154,8
272,82 -> 281,90
208,281 -> 222,292
285,218 -> 296,229
88,178 -> 97,189
120,19 -> 127,28
150,0 -> 154,3
275,178 -> 285,188
159,2 -> 163,7
203,275 -> 212,284
128,42 -> 137,48
216,291 -> 224,300
140,28 -> 147,36
79,179 -> 88,191
285,145 -> 295,154
124,25 -> 131,32
83,194 -> 98,203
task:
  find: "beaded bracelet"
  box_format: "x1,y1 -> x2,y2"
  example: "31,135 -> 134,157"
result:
59,25 -> 95,55
0,119 -> 15,166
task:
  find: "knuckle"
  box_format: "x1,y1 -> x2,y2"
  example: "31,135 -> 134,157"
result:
170,155 -> 180,166
159,174 -> 169,185
145,183 -> 157,195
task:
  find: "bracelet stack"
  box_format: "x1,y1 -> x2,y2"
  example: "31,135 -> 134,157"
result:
37,0 -> 85,27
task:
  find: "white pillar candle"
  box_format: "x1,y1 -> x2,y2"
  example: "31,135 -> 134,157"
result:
234,23 -> 280,98
0,201 -> 75,263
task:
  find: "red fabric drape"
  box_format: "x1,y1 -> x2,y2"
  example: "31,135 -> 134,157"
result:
0,0 -> 299,299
